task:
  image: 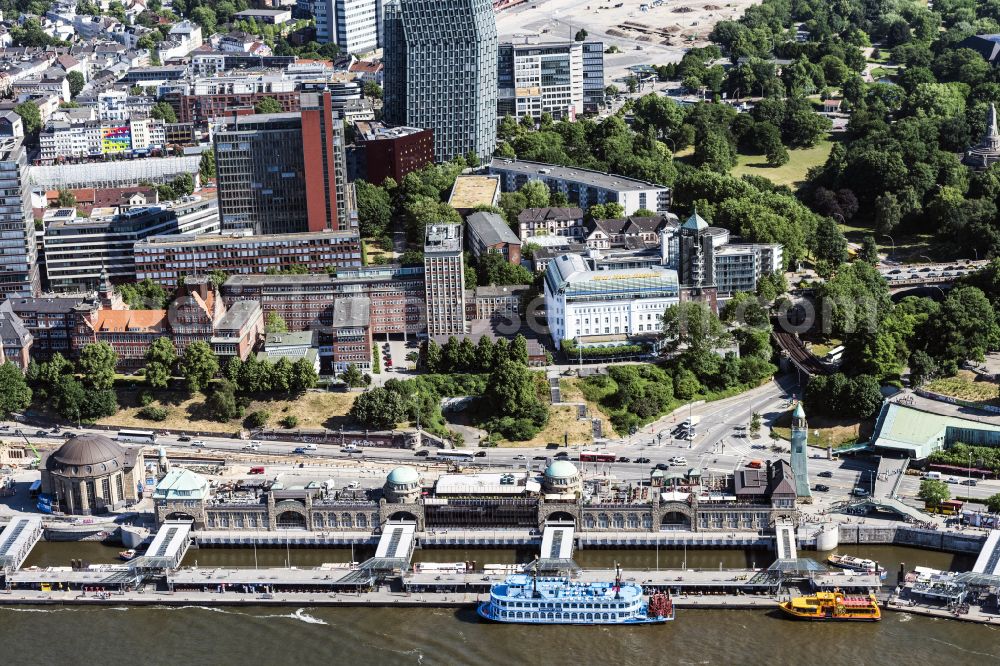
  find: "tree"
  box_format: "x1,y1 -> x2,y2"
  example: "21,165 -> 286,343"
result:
355,180 -> 392,236
180,341 -> 219,393
349,387 -> 406,429
362,80 -> 383,99
693,130 -> 736,172
485,357 -> 539,419
14,102 -> 41,135
846,375 -> 883,419
190,6 -> 217,33
340,363 -> 365,388
199,150 -> 215,180
56,189 -> 77,208
0,363 -> 31,418
117,279 -> 169,309
749,411 -> 762,437
661,301 -> 728,353
254,97 -> 282,114
145,337 -> 176,389
66,71 -> 85,98
205,379 -> 240,421
290,358 -> 318,393
78,342 -> 117,391
519,180 -> 550,208
574,28 -> 588,41
813,217 -> 848,266
476,253 -> 534,286
150,101 -> 177,124
52,375 -> 87,423
265,311 -> 288,334
859,235 -> 879,264
588,202 -> 625,220
245,410 -> 270,429
986,493 -> 1000,514
766,142 -> 789,167
918,478 -> 950,508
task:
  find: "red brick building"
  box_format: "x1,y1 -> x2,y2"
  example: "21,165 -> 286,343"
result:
171,91 -> 300,124
355,122 -> 434,186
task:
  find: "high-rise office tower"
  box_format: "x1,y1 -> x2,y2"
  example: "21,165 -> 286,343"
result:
498,41 -> 584,121
383,0 -> 498,162
423,224 -> 466,336
312,0 -> 379,53
0,137 -> 39,298
215,90 -> 350,235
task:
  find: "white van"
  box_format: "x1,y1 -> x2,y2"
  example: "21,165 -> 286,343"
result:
923,471 -> 942,480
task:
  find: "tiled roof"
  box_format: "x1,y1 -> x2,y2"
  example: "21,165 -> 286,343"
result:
91,309 -> 166,332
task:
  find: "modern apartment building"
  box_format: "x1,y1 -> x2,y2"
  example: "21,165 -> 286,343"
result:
498,41 -> 584,121
0,138 -> 40,298
383,0 -> 498,162
424,224 -> 466,336
489,157 -> 672,215
43,199 -> 220,293
134,230 -> 363,289
214,92 -> 350,235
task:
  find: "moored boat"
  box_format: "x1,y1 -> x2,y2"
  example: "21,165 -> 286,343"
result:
477,563 -> 673,625
827,554 -> 887,579
118,549 -> 137,561
778,590 -> 881,621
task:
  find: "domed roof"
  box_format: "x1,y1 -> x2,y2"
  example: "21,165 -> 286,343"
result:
544,460 -> 578,479
49,434 -> 128,477
387,466 -> 419,485
53,434 -> 127,467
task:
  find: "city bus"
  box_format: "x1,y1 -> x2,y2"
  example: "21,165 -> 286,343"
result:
436,450 -> 476,461
115,429 -> 157,445
580,450 -> 616,463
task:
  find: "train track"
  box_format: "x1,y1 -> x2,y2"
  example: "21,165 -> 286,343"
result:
771,329 -> 828,376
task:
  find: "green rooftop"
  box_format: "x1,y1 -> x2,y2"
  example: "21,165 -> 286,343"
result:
872,403 -> 1000,458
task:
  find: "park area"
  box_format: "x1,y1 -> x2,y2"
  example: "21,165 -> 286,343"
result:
731,138 -> 834,189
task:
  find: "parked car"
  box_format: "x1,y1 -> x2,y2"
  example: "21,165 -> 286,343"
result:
960,479 -> 978,486
813,484 -> 831,492
191,440 -> 205,446
635,457 -> 651,464
851,487 -> 869,497
818,470 -> 834,478
617,456 -> 631,463
414,449 -> 430,457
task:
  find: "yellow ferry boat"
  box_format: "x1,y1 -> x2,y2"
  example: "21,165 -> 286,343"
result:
778,590 -> 881,621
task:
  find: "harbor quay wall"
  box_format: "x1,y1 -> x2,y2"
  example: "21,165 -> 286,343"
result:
836,525 -> 985,554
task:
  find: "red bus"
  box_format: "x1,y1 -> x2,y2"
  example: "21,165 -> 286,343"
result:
580,450 -> 616,462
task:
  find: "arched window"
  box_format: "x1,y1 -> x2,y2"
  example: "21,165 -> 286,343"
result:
612,514 -> 624,529
627,514 -> 639,529
314,514 -> 324,529
357,513 -> 367,528
342,513 -> 353,528
328,513 -> 338,528
598,513 -> 609,529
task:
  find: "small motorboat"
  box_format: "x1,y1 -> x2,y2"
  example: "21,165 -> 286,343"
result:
118,549 -> 137,561
827,554 -> 886,578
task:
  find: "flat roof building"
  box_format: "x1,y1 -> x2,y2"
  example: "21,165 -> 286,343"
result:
448,174 -> 501,214
489,157 -> 671,215
134,230 -> 362,289
0,137 -> 39,298
354,121 -> 434,186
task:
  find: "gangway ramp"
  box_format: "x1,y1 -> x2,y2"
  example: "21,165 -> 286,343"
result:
973,530 -> 1000,575
375,521 -> 416,560
540,522 -> 575,560
0,517 -> 43,571
130,519 -> 192,571
775,521 -> 797,560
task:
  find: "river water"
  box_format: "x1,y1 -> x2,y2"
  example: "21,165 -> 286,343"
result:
7,542 -> 999,666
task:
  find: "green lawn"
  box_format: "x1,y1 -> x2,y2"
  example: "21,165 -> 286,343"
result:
731,137 -> 835,189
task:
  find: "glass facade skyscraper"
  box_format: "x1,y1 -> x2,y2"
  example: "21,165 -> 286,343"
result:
383,0 -> 497,163
0,138 -> 39,298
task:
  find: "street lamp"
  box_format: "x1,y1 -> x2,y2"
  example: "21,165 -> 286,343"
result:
882,235 -> 895,263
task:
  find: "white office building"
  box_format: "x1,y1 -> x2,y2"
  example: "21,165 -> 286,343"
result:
498,41 -> 585,121
543,253 -> 679,349
312,0 -> 378,53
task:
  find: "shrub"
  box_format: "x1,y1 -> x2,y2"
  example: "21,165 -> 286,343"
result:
139,392 -> 154,407
245,410 -> 270,429
281,415 -> 299,428
137,405 -> 168,421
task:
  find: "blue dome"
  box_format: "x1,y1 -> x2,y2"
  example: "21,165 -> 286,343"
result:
544,460 -> 578,479
387,466 -> 419,485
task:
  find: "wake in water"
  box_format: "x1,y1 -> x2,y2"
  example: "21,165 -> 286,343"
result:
260,608 -> 328,625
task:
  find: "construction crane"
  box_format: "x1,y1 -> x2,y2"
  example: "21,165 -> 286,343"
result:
17,431 -> 42,469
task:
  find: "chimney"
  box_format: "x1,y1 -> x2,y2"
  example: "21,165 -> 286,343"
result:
766,460 -> 773,487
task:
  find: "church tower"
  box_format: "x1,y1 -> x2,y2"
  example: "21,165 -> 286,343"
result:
790,401 -> 812,500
